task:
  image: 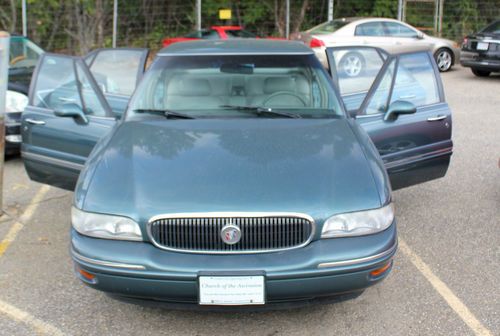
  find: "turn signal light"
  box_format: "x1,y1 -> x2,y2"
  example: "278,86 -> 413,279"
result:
370,261 -> 392,277
79,269 -> 96,281
309,38 -> 325,48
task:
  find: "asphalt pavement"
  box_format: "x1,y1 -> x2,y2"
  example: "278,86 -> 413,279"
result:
0,65 -> 498,336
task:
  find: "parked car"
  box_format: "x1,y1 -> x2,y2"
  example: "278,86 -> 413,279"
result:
5,34 -> 44,155
292,17 -> 460,73
21,40 -> 452,308
162,26 -> 283,47
460,19 -> 500,77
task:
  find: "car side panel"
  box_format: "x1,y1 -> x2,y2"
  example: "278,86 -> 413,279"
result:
22,106 -> 115,190
356,102 -> 452,190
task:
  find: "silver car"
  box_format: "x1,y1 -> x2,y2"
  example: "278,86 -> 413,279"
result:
292,17 -> 460,73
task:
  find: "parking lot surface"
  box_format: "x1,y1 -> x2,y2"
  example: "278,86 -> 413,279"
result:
0,66 -> 498,336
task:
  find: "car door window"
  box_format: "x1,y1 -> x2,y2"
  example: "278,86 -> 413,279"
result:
390,53 -> 440,107
384,22 -> 418,38
326,47 -> 386,111
9,37 -> 43,69
354,22 -> 386,36
33,56 -> 83,111
87,49 -> 146,96
364,59 -> 396,115
32,54 -> 111,117
76,62 -> 108,117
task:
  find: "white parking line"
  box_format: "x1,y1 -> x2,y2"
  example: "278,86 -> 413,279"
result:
0,185 -> 65,335
0,185 -> 51,257
0,299 -> 65,336
399,239 -> 493,336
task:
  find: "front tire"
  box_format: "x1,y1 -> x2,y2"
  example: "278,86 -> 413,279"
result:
471,68 -> 491,77
434,48 -> 453,72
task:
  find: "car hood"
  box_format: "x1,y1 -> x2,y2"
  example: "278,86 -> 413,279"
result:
80,118 -> 382,224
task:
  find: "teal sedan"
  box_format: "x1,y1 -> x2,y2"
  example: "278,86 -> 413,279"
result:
21,40 -> 452,307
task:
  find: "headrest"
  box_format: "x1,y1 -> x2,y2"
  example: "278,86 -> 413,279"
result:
167,77 -> 211,96
264,77 -> 296,94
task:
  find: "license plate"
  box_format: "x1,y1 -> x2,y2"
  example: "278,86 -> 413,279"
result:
199,276 -> 265,305
477,42 -> 489,50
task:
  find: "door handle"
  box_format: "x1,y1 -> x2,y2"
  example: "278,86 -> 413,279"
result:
427,115 -> 447,122
58,97 -> 76,103
398,95 -> 416,100
25,118 -> 46,125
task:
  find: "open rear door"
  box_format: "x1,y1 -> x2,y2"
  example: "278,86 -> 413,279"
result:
22,54 -> 114,190
326,46 -> 453,190
22,48 -> 148,191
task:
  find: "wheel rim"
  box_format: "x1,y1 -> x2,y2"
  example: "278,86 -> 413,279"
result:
437,50 -> 452,71
343,55 -> 362,77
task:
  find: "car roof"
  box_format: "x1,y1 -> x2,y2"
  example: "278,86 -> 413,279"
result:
313,17 -> 411,28
158,39 -> 314,56
379,43 -> 433,55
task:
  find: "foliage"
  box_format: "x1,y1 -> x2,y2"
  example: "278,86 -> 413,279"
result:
0,0 -> 498,54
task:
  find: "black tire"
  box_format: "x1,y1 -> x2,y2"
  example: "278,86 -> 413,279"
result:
434,48 -> 453,72
339,52 -> 366,77
471,68 -> 491,77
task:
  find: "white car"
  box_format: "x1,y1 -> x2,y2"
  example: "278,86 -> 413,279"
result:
292,17 -> 460,73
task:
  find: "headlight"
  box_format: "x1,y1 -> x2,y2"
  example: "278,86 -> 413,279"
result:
5,90 -> 28,113
72,207 -> 142,241
321,203 -> 394,238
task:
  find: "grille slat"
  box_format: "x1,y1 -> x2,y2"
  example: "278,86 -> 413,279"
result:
149,214 -> 313,253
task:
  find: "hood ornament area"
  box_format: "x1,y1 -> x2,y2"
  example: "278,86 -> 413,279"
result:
220,224 -> 241,245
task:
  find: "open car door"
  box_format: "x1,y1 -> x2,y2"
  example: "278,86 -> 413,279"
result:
22,48 -> 148,191
326,46 -> 453,190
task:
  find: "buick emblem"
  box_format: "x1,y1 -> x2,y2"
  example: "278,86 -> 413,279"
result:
220,224 -> 241,245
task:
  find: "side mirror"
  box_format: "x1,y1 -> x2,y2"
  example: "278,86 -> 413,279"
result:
416,32 -> 424,39
54,103 -> 89,124
383,100 -> 416,121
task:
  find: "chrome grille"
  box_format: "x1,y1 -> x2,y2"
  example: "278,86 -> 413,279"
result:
148,213 -> 314,253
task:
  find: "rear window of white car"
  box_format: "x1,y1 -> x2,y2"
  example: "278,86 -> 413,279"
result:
309,20 -> 350,34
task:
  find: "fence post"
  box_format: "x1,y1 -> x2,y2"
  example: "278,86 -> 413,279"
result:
22,0 -> 27,36
328,0 -> 334,21
196,0 -> 202,31
285,0 -> 290,39
0,32 -> 10,212
112,0 -> 118,48
397,0 -> 403,21
438,0 -> 444,37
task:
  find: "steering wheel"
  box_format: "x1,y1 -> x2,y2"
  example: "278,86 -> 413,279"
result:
262,91 -> 307,107
10,55 -> 26,66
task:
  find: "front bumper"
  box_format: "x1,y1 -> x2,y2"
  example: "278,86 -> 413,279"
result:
71,223 -> 397,306
5,123 -> 21,155
460,50 -> 500,72
4,112 -> 22,155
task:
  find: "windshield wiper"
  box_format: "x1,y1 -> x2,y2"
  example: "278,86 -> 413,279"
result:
133,109 -> 195,119
220,105 -> 301,119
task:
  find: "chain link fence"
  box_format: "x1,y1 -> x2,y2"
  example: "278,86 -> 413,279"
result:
0,0 -> 499,55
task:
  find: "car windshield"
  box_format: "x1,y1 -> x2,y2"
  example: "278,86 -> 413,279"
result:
308,19 -> 351,34
482,20 -> 500,34
9,37 -> 43,69
128,54 -> 343,119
